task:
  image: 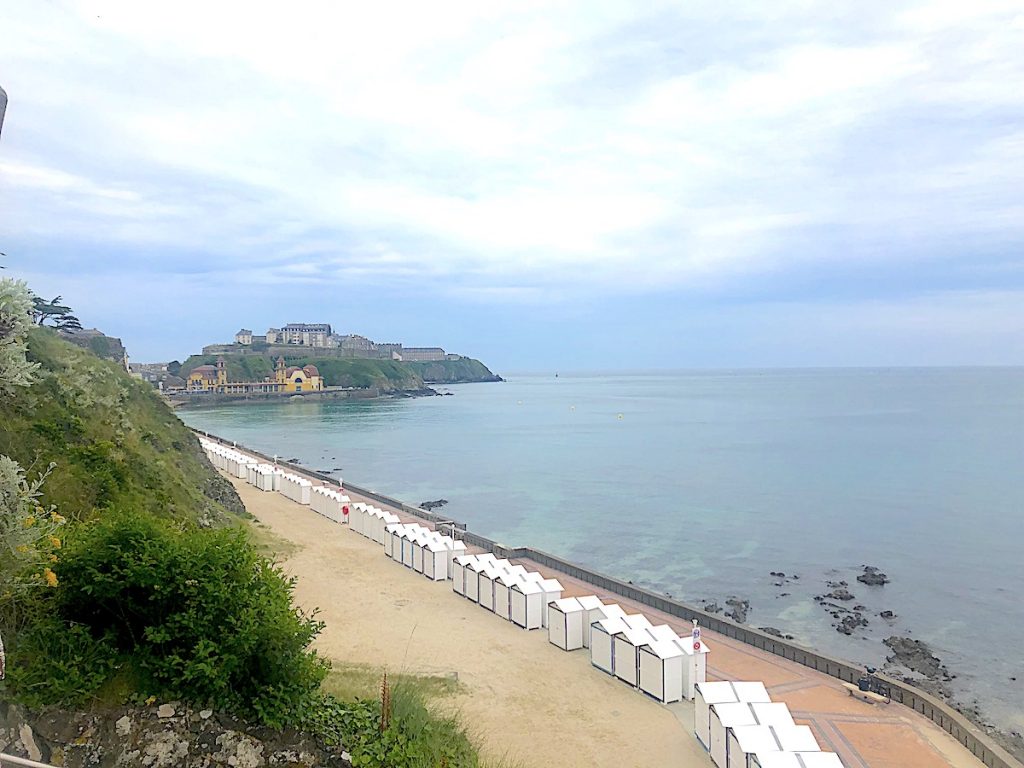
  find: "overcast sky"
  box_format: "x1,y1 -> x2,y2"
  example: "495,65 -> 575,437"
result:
1,1 -> 1022,369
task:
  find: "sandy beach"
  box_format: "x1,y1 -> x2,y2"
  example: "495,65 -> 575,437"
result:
229,476 -> 710,767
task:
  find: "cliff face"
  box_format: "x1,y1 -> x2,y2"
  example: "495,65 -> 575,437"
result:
404,358 -> 502,384
58,327 -> 127,364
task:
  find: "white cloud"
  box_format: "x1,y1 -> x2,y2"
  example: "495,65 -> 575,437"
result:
0,0 -> 1021,296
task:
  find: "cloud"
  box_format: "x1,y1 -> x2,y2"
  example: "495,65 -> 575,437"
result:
1,0 -> 1022,362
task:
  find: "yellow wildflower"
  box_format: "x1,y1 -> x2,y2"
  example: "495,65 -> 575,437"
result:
145,695 -> 157,706
52,513 -> 66,524
24,516 -> 36,527
49,554 -> 59,563
15,545 -> 29,554
49,536 -> 61,549
44,568 -> 58,587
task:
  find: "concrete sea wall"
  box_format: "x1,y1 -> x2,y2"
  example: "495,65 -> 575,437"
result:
196,429 -> 1021,768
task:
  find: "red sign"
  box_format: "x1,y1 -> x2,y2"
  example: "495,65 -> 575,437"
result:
693,640 -> 702,652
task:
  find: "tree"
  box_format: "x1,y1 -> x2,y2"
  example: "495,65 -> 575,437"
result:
166,360 -> 182,376
31,295 -> 80,329
0,278 -> 38,398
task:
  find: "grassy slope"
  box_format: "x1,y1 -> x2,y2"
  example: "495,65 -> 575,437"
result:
0,328 -> 243,522
179,354 -> 499,389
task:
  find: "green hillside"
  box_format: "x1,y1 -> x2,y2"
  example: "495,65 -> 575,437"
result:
179,353 -> 500,390
0,328 -> 243,522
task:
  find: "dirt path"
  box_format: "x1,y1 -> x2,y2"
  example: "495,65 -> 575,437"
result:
230,477 -> 710,768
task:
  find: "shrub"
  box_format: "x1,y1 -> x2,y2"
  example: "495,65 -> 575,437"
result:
10,510 -> 328,726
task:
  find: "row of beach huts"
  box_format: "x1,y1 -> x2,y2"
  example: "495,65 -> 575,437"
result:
200,439 -> 845,768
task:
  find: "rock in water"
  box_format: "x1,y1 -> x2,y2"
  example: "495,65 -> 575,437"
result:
858,565 -> 890,586
725,597 -> 751,623
884,636 -> 951,681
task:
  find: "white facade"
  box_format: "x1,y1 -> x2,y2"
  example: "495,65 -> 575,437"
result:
673,635 -> 711,700
547,597 -> 586,651
590,616 -> 630,675
384,523 -> 404,558
735,725 -> 822,768
493,572 -> 520,621
422,539 -> 449,581
711,703 -> 759,768
452,554 -> 477,596
613,626 -> 653,687
537,578 -> 563,628
279,473 -> 312,505
464,559 -> 489,602
580,598 -> 624,649
510,579 -> 544,629
695,682 -> 740,750
445,539 -> 467,578
478,563 -> 507,612
638,639 -> 685,704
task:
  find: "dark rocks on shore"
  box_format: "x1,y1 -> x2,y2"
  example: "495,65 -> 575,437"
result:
835,614 -> 869,635
758,626 -> 795,640
287,457 -> 301,463
880,610 -> 897,620
858,565 -> 890,586
420,499 -> 449,511
769,571 -> 786,578
826,587 -> 856,601
702,601 -> 722,614
725,597 -> 751,624
884,636 -> 951,681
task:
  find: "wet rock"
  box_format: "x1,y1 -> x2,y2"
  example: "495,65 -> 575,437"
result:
826,588 -> 855,601
702,601 -> 722,614
858,565 -> 890,586
835,614 -> 869,634
880,610 -> 896,620
725,597 -> 751,624
420,499 -> 449,511
157,704 -> 176,719
884,636 -> 951,681
758,626 -> 795,640
769,571 -> 786,578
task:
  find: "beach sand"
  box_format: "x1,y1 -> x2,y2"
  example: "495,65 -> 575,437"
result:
230,477 -> 709,767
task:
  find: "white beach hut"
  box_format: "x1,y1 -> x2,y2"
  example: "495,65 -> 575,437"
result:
623,613 -> 653,632
728,726 -> 787,768
772,725 -> 820,753
445,539 -> 467,578
384,523 -> 404,559
638,638 -> 685,704
478,562 -> 508,611
493,571 -> 521,621
733,681 -> 771,704
750,755 -> 801,768
464,558 -> 490,603
742,728 -> 826,767
710,702 -> 759,768
750,703 -> 795,729
647,624 -> 679,643
451,554 -> 477,597
579,598 -> 624,649
590,615 -> 629,675
537,578 -> 563,628
672,634 -> 711,701
422,538 -> 449,581
695,681 -> 740,750
613,626 -> 653,687
379,512 -> 400,543
547,597 -> 586,651
401,528 -> 418,568
510,579 -> 545,629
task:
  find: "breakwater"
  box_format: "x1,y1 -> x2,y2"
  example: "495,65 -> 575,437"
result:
195,427 -> 1022,768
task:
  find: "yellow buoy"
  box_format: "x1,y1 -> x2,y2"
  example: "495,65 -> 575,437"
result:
617,413 -> 624,419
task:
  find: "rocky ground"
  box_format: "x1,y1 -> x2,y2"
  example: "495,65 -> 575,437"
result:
0,701 -> 351,768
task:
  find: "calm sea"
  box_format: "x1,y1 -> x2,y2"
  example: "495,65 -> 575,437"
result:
179,369 -> 1024,730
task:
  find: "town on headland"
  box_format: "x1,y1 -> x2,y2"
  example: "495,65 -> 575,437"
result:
113,321 -> 502,405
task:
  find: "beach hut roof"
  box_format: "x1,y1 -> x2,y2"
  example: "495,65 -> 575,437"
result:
425,539 -> 448,553
733,681 -> 771,703
715,702 -> 759,728
594,615 -> 629,634
750,755 -> 800,768
466,559 -> 490,573
482,564 -> 505,579
751,702 -> 795,728
673,635 -> 711,655
549,597 -> 584,613
575,595 -> 604,610
503,564 -> 527,577
454,554 -> 478,566
623,613 -> 653,631
731,725 -> 783,754
520,571 -> 544,583
477,553 -> 498,564
696,681 -> 739,704
496,571 -> 522,587
615,626 -> 653,646
538,578 -> 563,591
791,753 -> 844,767
642,638 -> 684,659
774,725 -> 820,752
647,624 -> 679,643
513,579 -> 543,595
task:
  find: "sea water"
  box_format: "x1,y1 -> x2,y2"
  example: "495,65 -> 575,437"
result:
179,368 -> 1024,730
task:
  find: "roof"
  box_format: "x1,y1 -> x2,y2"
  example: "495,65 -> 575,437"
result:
714,702 -> 758,727
496,571 -> 522,587
774,725 -> 820,752
696,681 -> 739,704
513,579 -> 543,595
623,614 -> 652,631
454,554 -> 478,566
673,635 -> 711,655
593,616 -> 630,635
549,597 -> 584,613
641,638 -> 684,660
191,365 -> 217,373
731,725 -> 783,754
614,626 -> 653,646
576,595 -> 604,610
750,755 -> 800,768
751,702 -> 795,728
733,681 -> 771,703
793,753 -> 844,767
647,624 -> 679,643
538,578 -> 563,592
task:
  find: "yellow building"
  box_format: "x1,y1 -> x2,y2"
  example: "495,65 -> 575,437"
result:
274,357 -> 324,392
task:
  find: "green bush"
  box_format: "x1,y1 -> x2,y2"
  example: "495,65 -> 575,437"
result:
9,510 -> 328,726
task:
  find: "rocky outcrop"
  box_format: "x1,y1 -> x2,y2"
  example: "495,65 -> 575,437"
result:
725,597 -> 750,624
857,565 -> 890,586
0,701 -> 351,768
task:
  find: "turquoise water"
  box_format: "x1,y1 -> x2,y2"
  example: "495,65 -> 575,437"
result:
180,369 -> 1024,730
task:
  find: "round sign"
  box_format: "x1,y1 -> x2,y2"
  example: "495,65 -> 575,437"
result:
693,640 -> 702,652
692,627 -> 702,640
